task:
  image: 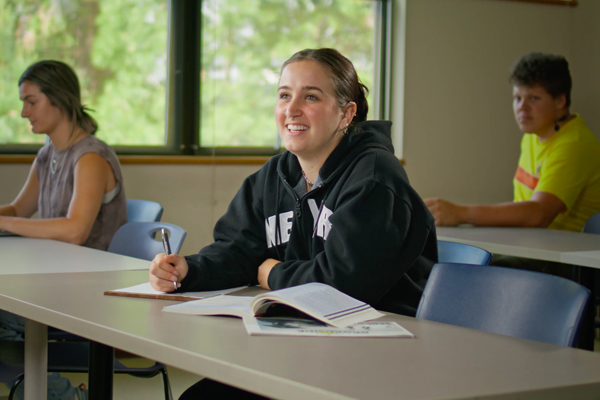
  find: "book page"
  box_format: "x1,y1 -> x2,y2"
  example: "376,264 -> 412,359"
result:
162,295 -> 255,318
253,283 -> 383,328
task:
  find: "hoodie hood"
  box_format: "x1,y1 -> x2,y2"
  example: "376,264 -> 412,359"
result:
277,120 -> 394,186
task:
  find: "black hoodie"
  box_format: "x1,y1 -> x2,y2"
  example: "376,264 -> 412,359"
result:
181,121 -> 437,316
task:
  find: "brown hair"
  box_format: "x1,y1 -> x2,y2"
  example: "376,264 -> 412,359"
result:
19,60 -> 98,134
282,48 -> 369,129
509,53 -> 572,108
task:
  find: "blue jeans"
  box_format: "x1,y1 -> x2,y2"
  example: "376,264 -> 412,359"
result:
0,309 -> 78,400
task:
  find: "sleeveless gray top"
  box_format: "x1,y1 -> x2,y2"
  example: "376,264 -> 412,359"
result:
36,135 -> 127,250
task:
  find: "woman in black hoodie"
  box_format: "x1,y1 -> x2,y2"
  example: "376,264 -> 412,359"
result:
150,48 -> 437,399
150,48 -> 437,316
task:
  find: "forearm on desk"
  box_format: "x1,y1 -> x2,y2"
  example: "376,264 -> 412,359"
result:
462,200 -> 559,228
0,205 -> 17,217
0,215 -> 93,245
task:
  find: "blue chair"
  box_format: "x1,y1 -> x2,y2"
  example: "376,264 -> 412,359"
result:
583,212 -> 600,234
127,199 -> 164,222
437,240 -> 492,265
108,222 -> 187,261
9,222 -> 187,400
416,263 -> 590,347
581,212 -> 600,331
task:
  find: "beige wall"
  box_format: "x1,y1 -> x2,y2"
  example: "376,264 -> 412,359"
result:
399,0 -> 577,204
120,164 -> 261,254
569,0 -> 600,137
1,0 -> 598,255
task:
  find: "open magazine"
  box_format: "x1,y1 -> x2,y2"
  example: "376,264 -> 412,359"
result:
243,317 -> 414,338
162,282 -> 384,328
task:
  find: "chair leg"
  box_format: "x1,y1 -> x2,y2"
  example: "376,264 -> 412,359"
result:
161,367 -> 173,400
572,265 -> 581,282
9,375 -> 23,400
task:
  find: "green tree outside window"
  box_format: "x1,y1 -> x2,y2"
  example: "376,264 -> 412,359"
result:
0,0 -> 375,151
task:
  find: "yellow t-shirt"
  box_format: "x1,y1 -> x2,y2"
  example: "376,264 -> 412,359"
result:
513,115 -> 600,232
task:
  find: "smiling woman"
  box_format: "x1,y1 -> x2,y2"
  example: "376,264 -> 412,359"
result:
148,48 -> 437,399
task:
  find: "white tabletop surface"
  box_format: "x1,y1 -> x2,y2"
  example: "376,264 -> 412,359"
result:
0,237 -> 150,398
0,237 -> 149,274
561,250 -> 600,269
1,269 -> 600,400
437,226 -> 600,266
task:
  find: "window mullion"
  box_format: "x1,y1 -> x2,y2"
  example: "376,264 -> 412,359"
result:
170,0 -> 201,155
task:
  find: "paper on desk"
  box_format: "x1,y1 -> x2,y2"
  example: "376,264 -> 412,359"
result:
104,282 -> 247,301
244,318 -> 415,338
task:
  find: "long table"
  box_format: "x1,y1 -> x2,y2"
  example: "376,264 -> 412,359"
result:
2,240 -> 600,399
436,226 -> 600,350
436,226 -> 600,265
0,237 -> 148,400
562,250 -> 600,269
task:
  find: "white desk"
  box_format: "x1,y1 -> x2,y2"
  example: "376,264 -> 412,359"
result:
561,250 -> 600,269
2,268 -> 600,400
0,238 -> 148,400
437,226 -> 600,265
0,237 -> 149,274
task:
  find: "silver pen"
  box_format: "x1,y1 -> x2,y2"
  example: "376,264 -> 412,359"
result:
161,228 -> 177,290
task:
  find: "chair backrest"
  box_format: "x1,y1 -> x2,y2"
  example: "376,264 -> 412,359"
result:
583,211 -> 600,234
416,263 -> 590,347
437,240 -> 492,265
107,222 -> 186,261
126,199 -> 163,223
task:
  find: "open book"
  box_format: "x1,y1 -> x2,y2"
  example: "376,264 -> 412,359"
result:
162,282 -> 384,328
104,282 -> 246,301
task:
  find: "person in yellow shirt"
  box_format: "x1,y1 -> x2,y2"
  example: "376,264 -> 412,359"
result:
426,52 -> 600,233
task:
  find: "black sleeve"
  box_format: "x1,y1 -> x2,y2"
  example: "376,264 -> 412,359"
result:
178,174 -> 268,291
267,180 -> 433,306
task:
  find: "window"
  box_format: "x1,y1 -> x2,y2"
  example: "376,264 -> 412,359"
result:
0,0 -> 391,155
0,0 -> 169,152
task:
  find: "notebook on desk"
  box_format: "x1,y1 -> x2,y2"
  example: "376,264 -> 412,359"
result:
104,282 -> 247,301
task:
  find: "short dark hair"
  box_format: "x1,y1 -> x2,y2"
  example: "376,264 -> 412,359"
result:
281,48 -> 369,129
19,60 -> 98,135
509,52 -> 572,108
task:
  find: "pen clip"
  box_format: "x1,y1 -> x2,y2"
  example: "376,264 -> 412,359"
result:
161,228 -> 172,255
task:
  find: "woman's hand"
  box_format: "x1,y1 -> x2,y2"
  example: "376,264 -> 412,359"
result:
149,253 -> 189,292
257,258 -> 280,290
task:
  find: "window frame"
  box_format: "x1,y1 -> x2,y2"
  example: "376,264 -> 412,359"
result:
0,0 -> 393,157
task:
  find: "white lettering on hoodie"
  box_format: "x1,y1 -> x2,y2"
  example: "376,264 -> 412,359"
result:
265,211 -> 294,248
265,203 -> 334,248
